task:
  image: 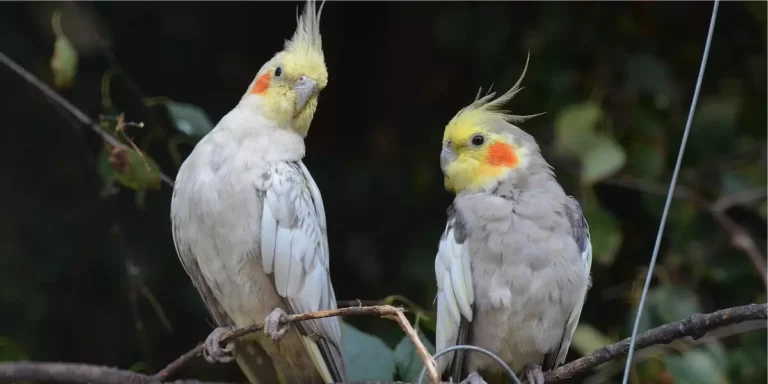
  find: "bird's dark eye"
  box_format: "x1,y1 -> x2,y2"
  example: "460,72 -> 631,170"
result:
275,67 -> 283,77
471,135 -> 485,146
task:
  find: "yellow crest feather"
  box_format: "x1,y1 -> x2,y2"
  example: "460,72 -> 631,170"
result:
283,0 -> 327,88
448,52 -> 542,131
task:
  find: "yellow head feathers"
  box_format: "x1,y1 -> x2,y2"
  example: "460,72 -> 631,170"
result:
243,0 -> 328,136
440,54 -> 543,194
282,0 -> 328,90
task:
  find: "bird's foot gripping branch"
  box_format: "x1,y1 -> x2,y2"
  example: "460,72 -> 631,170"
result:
0,303 -> 764,384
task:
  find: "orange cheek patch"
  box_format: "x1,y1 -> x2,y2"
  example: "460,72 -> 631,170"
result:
487,142 -> 518,167
250,73 -> 271,94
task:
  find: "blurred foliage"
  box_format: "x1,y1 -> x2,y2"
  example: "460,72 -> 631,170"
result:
0,2 -> 765,384
48,10 -> 77,89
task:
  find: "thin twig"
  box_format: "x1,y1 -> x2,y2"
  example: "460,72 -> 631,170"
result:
0,51 -> 174,187
388,309 -> 440,384
710,209 -> 768,287
601,176 -> 693,199
711,187 -> 767,213
543,303 -> 767,382
153,343 -> 203,381
155,305 -> 440,384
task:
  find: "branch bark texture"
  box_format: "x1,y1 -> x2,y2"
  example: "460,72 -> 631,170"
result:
0,303 -> 765,384
542,303 -> 767,382
156,305 -> 439,383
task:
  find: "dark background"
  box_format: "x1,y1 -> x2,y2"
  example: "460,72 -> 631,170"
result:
0,1 -> 766,383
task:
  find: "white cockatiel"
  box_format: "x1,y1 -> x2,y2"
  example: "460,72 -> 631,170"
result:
170,1 -> 347,383
433,57 -> 592,384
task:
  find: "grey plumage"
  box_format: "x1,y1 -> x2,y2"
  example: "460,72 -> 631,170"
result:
434,68 -> 592,383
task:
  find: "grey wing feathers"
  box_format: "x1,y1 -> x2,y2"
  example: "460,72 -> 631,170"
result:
259,161 -> 347,382
543,196 -> 593,371
565,196 -> 592,270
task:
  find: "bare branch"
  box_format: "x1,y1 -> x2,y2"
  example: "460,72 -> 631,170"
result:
388,308 -> 440,384
0,51 -> 175,187
156,305 -> 440,384
153,343 -> 203,381
1,304 -> 764,384
0,362 -> 160,384
542,303 -> 767,382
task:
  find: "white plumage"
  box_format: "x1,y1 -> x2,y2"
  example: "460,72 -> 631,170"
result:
171,106 -> 346,384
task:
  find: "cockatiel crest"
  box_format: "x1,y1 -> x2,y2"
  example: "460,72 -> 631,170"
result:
242,0 -> 328,136
440,53 -> 547,194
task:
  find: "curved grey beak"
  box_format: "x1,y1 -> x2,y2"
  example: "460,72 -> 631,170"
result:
440,147 -> 457,172
294,76 -> 317,111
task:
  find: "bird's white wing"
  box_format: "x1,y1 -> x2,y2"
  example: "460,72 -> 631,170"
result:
544,196 -> 593,370
259,161 -> 346,383
434,204 -> 474,381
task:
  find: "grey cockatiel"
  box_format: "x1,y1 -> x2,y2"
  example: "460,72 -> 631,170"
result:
170,1 -> 348,383
433,57 -> 592,384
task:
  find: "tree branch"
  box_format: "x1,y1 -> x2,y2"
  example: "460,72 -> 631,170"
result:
0,51 -> 175,187
155,305 -> 439,384
542,303 -> 767,382
0,304 -> 764,384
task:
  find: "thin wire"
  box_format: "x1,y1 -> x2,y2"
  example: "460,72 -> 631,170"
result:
621,1 -> 720,383
417,344 -> 521,384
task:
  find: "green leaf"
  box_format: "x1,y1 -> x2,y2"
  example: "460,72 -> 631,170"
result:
693,98 -> 739,133
340,321 -> 396,382
553,101 -> 604,159
720,163 -> 767,196
624,305 -> 655,338
166,101 -> 215,138
690,98 -> 740,161
571,323 -> 613,355
383,295 -> 436,333
581,134 -> 627,185
49,11 -> 79,89
727,330 -> 767,383
394,328 -> 436,382
647,284 -> 701,325
128,361 -> 150,373
664,348 -> 728,384
582,190 -> 622,266
628,141 -> 665,181
99,146 -> 163,192
627,112 -> 666,180
553,101 -> 626,184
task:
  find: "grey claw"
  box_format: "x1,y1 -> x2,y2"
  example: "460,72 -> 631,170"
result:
460,371 -> 488,384
264,307 -> 290,343
523,364 -> 545,384
203,326 -> 236,364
